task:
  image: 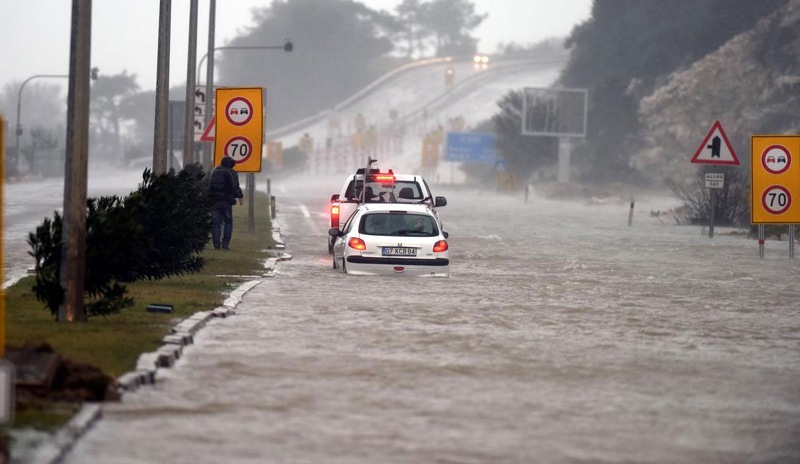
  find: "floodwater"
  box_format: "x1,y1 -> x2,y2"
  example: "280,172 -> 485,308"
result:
62,177 -> 800,464
3,166 -> 146,288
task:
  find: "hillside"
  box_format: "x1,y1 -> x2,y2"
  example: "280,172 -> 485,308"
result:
555,0 -> 790,186
636,0 -> 800,182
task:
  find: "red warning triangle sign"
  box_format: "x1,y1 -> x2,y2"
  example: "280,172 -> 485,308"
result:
691,120 -> 739,165
200,116 -> 215,142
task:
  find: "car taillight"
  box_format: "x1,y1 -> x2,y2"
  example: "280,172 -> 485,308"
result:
433,240 -> 448,252
348,237 -> 366,250
330,204 -> 340,228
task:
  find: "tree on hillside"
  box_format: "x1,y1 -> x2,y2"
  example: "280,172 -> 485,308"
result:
0,81 -> 66,131
24,126 -> 63,177
90,71 -> 140,164
118,90 -> 155,164
491,90 -> 558,182
219,0 -> 396,128
0,81 -> 66,175
421,0 -> 485,57
559,0 -> 789,185
395,0 -> 428,58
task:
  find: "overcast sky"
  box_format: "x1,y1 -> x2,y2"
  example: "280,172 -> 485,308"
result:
0,0 -> 591,95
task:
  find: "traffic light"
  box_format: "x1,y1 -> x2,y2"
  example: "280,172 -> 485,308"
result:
90,67 -> 99,80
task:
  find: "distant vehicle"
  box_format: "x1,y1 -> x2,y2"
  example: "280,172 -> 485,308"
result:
329,203 -> 449,277
328,159 -> 446,254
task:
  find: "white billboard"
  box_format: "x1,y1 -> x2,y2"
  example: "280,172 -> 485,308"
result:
522,87 -> 587,137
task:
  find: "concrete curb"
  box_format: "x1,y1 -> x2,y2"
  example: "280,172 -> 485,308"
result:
33,229 -> 292,464
29,404 -> 102,464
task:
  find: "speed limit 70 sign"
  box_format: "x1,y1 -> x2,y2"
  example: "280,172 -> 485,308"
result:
214,87 -> 264,173
751,136 -> 800,223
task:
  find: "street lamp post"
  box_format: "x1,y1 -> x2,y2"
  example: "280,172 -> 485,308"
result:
15,75 -> 67,171
195,40 -> 292,169
195,40 -> 293,85
14,68 -> 98,172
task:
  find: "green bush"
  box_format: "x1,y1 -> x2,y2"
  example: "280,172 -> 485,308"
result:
127,164 -> 212,280
27,164 -> 213,319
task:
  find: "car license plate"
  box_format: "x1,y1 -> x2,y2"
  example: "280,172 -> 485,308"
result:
382,247 -> 416,256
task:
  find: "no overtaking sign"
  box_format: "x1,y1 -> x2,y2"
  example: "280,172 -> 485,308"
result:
751,135 -> 800,223
214,88 -> 264,173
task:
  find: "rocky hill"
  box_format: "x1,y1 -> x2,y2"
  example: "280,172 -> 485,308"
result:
636,0 -> 800,182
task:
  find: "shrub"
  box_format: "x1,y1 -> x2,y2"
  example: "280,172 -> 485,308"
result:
28,164 -> 213,319
666,165 -> 750,227
126,165 -> 212,280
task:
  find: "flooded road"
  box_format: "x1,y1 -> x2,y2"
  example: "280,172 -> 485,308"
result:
61,175 -> 800,463
3,168 -> 146,288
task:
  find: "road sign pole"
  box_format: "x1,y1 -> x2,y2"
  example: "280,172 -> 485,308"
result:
247,173 -> 255,234
558,136 -> 571,183
790,225 -> 796,259
708,189 -> 715,239
759,225 -> 765,259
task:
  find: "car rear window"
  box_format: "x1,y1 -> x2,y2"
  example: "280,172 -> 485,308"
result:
345,180 -> 424,202
360,213 -> 438,236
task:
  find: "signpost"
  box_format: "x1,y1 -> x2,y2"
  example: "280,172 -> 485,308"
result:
200,116 -> 216,142
522,87 -> 587,183
751,135 -> 800,258
691,121 -> 739,238
444,132 -> 495,163
690,121 -> 739,165
214,87 -> 263,173
705,173 -> 724,189
214,87 -> 265,234
194,86 -> 217,142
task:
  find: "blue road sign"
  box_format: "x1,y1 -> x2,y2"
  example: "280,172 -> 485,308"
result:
445,132 -> 496,164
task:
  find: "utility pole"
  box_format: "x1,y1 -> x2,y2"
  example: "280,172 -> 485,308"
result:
153,0 -> 171,174
59,0 -> 92,322
203,0 -> 216,171
183,0 -> 198,168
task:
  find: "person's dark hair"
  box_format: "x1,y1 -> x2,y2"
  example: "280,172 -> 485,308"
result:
221,157 -> 235,168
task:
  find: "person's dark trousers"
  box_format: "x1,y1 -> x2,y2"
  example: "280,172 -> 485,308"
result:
211,201 -> 234,249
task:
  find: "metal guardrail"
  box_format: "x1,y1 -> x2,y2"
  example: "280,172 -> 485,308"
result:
264,53 -> 567,141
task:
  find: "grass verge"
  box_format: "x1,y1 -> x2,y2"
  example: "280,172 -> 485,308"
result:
5,190 -> 276,431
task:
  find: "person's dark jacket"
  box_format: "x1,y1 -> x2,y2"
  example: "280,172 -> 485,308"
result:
209,157 -> 244,205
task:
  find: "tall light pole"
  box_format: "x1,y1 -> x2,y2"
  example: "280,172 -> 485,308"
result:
197,39 -> 293,169
60,0 -> 92,323
182,0 -> 198,168
202,0 -> 216,170
14,68 -> 99,173
196,41 -> 294,85
15,75 -> 66,171
153,0 -> 172,175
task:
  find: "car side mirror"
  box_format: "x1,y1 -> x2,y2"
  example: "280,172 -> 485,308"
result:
434,196 -> 447,207
328,228 -> 341,237
443,231 -> 449,239
330,194 -> 340,202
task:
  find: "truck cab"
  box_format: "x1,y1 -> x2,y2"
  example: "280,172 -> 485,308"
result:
328,163 -> 446,254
